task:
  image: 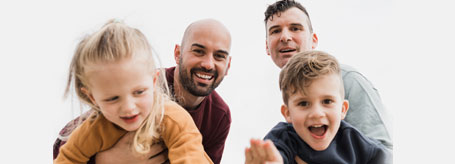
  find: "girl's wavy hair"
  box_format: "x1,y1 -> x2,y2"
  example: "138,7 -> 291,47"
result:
65,19 -> 170,154
279,50 -> 343,105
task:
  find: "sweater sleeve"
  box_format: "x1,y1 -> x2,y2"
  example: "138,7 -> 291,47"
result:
368,144 -> 393,164
161,101 -> 213,164
341,64 -> 393,150
54,114 -> 127,163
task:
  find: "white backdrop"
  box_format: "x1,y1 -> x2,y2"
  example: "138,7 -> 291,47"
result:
1,0 -> 454,163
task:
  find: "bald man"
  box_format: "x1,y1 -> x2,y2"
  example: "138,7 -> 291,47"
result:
53,19 -> 232,164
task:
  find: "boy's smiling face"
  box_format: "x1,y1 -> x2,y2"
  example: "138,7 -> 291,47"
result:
281,73 -> 349,151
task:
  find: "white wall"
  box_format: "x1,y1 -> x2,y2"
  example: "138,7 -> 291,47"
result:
1,0 -> 454,163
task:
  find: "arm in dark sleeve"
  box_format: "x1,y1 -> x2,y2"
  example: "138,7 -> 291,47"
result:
274,142 -> 295,164
204,114 -> 231,164
263,123 -> 297,164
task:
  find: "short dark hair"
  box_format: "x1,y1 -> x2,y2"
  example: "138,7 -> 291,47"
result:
264,0 -> 313,33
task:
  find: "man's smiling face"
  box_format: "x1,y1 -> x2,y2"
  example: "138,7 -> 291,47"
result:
176,20 -> 231,96
266,7 -> 318,68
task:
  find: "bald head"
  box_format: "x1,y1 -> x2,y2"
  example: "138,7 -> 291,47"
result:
174,18 -> 232,98
181,19 -> 231,50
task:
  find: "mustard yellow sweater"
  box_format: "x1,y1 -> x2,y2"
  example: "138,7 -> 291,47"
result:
54,101 -> 212,164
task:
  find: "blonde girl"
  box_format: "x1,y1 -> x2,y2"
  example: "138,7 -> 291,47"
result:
54,20 -> 212,164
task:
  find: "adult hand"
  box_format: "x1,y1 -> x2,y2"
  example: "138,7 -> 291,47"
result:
245,139 -> 283,164
95,132 -> 168,164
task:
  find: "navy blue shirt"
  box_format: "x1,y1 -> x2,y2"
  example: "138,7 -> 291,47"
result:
264,121 -> 392,164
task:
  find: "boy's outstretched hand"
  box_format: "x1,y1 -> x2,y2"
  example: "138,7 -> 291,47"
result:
245,139 -> 283,164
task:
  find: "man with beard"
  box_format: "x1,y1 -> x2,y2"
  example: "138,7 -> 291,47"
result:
53,19 -> 232,164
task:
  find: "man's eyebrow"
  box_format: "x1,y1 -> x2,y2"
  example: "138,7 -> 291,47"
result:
191,43 -> 205,49
216,49 -> 229,56
290,23 -> 304,27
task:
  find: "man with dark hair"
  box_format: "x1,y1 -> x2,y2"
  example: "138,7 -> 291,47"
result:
256,0 -> 392,162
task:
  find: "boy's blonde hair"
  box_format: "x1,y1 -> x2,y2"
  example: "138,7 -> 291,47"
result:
279,50 -> 343,105
65,19 -> 169,154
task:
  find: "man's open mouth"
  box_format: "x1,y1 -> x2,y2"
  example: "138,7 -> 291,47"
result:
195,72 -> 214,80
279,48 -> 296,53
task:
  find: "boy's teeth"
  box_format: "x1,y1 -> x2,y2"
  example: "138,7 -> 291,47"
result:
311,125 -> 323,128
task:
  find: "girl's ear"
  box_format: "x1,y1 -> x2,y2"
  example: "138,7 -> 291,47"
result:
153,70 -> 160,86
81,87 -> 97,106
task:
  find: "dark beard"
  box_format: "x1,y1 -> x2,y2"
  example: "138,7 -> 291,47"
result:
178,64 -> 221,97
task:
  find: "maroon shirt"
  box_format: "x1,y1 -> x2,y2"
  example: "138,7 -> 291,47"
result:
165,67 -> 231,164
53,67 -> 231,164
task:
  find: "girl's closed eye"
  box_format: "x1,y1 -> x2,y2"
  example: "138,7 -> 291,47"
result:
104,96 -> 119,102
134,89 -> 147,96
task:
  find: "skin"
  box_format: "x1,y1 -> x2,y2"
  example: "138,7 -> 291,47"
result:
173,19 -> 232,110
245,139 -> 283,164
266,7 -> 318,68
245,139 -> 307,164
281,73 -> 349,151
82,57 -> 157,132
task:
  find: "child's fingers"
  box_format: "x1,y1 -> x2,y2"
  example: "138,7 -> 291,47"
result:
263,140 -> 281,162
247,139 -> 267,164
250,139 -> 267,160
245,147 -> 254,164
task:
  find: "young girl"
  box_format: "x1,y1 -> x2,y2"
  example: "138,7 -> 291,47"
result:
54,20 -> 212,164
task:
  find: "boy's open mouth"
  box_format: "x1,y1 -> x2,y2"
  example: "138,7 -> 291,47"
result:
308,125 -> 328,137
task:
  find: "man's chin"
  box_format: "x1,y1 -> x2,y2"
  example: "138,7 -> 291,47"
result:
188,86 -> 212,97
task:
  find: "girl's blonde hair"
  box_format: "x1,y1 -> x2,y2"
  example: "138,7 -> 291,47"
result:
65,19 -> 169,154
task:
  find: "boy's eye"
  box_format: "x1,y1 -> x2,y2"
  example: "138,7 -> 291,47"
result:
298,101 -> 309,107
322,99 -> 333,104
104,96 -> 119,102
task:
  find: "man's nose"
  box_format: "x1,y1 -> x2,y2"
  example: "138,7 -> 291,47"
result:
200,54 -> 215,70
280,29 -> 292,43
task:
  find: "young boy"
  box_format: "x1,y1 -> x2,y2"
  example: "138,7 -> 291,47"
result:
245,51 -> 392,164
